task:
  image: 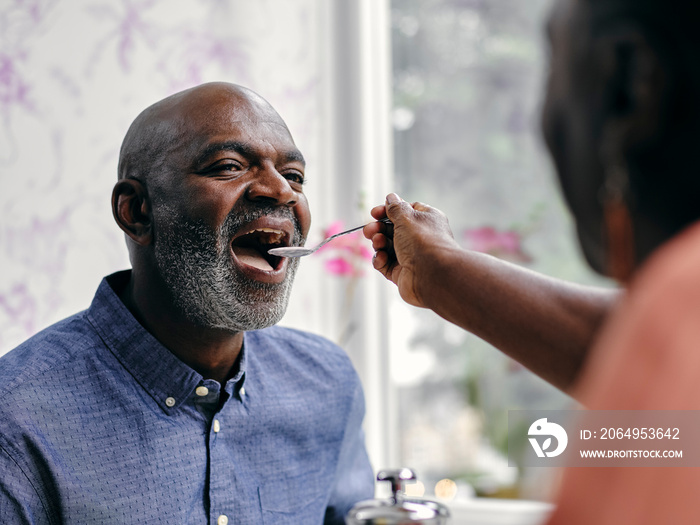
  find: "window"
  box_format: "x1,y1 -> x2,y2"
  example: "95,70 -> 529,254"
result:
384,0 -> 609,502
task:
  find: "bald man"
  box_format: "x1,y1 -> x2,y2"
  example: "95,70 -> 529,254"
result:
0,83 -> 373,525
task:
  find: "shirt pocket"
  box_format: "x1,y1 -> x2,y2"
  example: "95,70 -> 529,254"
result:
258,470 -> 328,525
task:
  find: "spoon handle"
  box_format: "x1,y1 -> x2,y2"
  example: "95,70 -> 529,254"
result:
324,217 -> 392,244
268,217 -> 392,258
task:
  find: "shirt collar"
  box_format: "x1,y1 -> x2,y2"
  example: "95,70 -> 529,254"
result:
86,270 -> 247,413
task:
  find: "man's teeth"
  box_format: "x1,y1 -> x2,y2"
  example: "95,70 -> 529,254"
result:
244,228 -> 285,244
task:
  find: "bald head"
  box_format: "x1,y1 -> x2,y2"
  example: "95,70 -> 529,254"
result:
111,81 -> 310,333
111,80 -> 307,257
117,82 -> 291,185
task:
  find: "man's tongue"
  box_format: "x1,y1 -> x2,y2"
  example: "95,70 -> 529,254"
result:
234,246 -> 274,271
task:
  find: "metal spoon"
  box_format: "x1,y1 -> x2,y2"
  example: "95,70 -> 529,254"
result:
268,217 -> 392,258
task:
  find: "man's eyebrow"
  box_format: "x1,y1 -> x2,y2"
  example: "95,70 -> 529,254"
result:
195,141 -> 306,167
195,141 -> 254,165
283,150 -> 306,167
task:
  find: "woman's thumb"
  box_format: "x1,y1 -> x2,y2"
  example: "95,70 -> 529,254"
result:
385,193 -> 409,220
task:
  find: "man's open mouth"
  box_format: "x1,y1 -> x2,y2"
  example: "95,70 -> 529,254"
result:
231,227 -> 290,272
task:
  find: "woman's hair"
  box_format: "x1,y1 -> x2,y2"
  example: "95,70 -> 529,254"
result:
589,0 -> 700,234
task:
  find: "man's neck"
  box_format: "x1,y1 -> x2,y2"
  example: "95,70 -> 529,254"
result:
119,269 -> 244,384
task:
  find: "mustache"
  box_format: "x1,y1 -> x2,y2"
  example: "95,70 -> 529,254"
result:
220,203 -> 304,243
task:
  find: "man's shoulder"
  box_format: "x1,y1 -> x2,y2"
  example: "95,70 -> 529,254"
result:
0,311 -> 98,395
246,326 -> 358,376
248,325 -> 341,349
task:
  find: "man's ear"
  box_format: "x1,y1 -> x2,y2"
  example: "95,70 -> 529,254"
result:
112,179 -> 153,246
598,30 -> 666,160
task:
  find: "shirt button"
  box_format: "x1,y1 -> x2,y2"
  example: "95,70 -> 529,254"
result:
213,419 -> 221,433
217,515 -> 228,525
195,386 -> 209,397
165,397 -> 176,407
239,387 -> 246,397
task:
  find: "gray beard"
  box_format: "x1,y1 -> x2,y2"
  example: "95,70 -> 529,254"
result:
152,202 -> 302,332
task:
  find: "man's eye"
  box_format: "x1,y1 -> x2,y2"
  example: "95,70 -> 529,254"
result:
212,162 -> 243,172
202,160 -> 245,175
284,172 -> 305,185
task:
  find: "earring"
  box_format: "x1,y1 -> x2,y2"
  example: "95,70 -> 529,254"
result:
601,161 -> 635,282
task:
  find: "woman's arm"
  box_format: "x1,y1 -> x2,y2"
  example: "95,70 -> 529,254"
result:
364,193 -> 618,392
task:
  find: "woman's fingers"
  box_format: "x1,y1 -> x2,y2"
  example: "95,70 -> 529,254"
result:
370,204 -> 388,220
363,220 -> 384,239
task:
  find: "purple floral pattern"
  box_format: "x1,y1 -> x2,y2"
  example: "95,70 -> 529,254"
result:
0,51 -> 33,115
0,0 -> 322,355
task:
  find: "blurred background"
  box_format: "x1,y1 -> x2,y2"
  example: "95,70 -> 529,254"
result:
0,0 -> 611,507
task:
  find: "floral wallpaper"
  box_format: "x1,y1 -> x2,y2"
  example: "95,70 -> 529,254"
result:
0,0 -> 329,355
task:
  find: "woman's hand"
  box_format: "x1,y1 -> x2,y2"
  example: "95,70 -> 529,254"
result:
363,193 -> 458,308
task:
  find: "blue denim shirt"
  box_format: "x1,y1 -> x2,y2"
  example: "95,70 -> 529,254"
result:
0,271 -> 374,524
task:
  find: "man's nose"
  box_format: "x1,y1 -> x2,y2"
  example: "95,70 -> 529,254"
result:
245,165 -> 298,206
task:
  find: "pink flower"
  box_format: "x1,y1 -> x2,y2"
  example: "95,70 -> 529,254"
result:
463,226 -> 531,263
322,220 -> 345,238
324,257 -> 355,276
318,220 -> 373,277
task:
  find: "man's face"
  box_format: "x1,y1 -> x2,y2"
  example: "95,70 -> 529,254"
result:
148,87 -> 311,332
542,0 -> 609,273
